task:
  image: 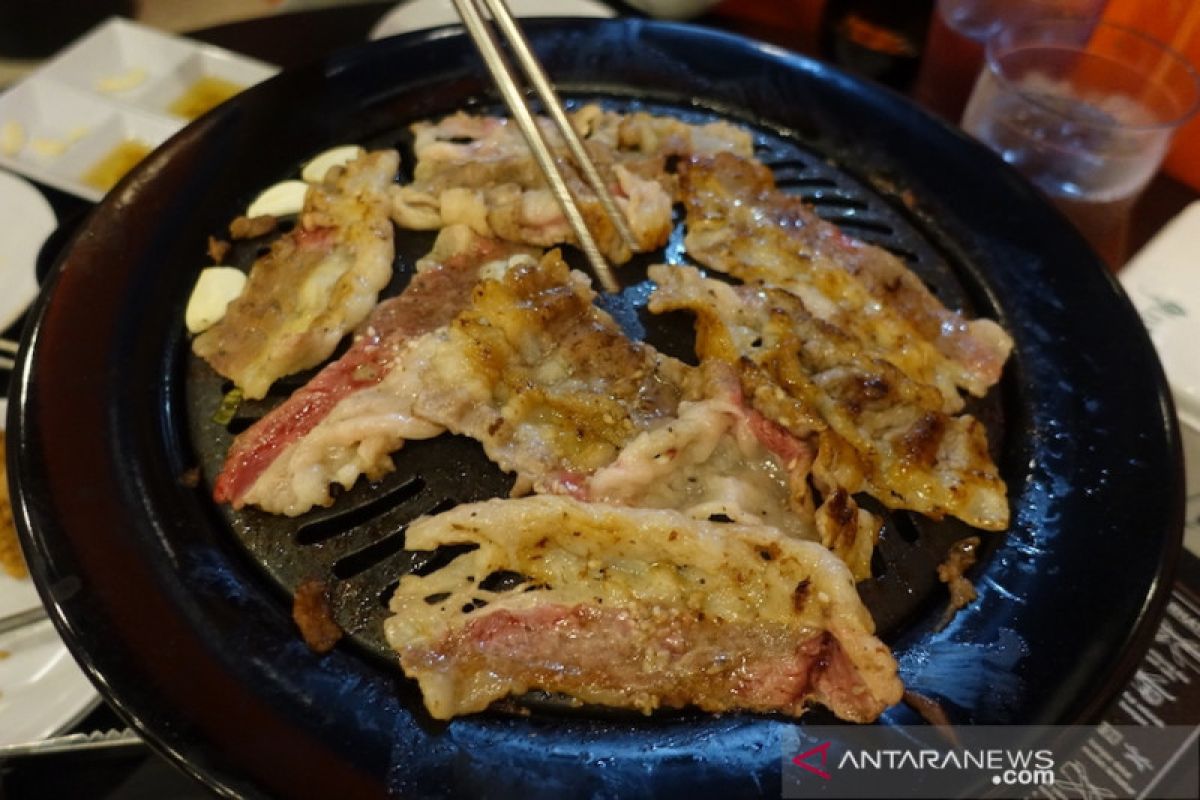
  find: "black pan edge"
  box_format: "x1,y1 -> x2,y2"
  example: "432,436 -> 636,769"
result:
10,18 -> 1184,799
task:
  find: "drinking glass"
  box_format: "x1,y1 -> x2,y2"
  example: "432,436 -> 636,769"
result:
913,0 -> 1106,120
961,18 -> 1200,267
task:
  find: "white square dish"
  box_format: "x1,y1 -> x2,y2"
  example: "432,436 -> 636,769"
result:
0,80 -> 117,164
138,49 -> 278,122
37,17 -> 195,102
0,79 -> 180,201
0,17 -> 278,202
54,110 -> 183,201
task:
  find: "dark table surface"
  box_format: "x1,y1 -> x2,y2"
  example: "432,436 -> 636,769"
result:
1,3 -> 1197,798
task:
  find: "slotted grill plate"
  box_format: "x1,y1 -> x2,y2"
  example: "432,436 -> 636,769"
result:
186,95 -> 1003,666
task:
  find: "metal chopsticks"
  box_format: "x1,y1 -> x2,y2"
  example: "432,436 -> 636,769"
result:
450,0 -> 633,294
0,728 -> 144,760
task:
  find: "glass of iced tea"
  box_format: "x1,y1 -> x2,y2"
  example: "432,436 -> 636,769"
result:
961,18 -> 1200,267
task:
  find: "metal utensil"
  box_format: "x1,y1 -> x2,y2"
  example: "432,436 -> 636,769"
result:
450,0 -> 634,292
0,605 -> 49,636
0,728 -> 143,760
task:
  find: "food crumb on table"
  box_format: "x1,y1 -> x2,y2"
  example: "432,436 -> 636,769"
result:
0,431 -> 30,580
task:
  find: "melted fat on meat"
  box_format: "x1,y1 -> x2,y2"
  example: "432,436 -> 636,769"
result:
395,112 -> 654,262
411,250 -> 696,484
385,495 -> 903,722
571,104 -> 755,166
233,336 -> 447,515
680,153 -> 1012,403
218,225 -> 534,515
410,105 -> 753,191
390,106 -> 755,263
193,150 -> 400,399
648,264 -> 1009,532
229,243 -> 696,515
586,365 -> 818,540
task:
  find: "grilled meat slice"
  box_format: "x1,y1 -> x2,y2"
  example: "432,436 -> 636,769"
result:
218,235 -> 818,536
570,103 -> 754,191
404,248 -> 695,490
649,264 -> 1009,532
214,226 -> 532,514
680,153 -> 1012,404
217,235 -> 695,515
390,106 -> 754,264
193,150 -> 400,399
585,362 -> 819,540
386,495 -> 903,723
392,110 -> 657,263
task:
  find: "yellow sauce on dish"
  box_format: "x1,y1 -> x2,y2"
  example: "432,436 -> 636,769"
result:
81,139 -> 153,192
167,76 -> 245,120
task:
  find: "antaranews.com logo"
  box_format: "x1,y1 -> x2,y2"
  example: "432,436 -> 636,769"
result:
781,725 -> 1198,799
791,740 -> 1054,789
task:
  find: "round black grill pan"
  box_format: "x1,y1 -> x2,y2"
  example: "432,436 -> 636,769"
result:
9,19 -> 1182,800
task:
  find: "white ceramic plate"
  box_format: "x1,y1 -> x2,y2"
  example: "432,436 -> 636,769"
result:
0,171 -> 54,333
0,17 -> 278,202
0,397 -> 100,745
369,0 -> 615,39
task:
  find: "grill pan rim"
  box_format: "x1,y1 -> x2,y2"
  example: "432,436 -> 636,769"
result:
8,18 -> 1184,799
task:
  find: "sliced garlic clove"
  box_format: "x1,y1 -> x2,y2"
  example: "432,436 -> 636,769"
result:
302,145 -> 364,184
247,180 -> 308,218
186,266 -> 247,334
